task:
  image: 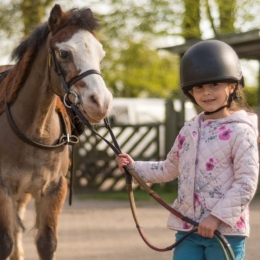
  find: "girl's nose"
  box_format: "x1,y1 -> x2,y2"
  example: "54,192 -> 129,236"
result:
203,86 -> 211,95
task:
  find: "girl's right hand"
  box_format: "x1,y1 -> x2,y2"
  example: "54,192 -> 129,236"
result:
115,153 -> 135,172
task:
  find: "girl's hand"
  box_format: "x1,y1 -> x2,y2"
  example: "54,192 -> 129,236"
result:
198,215 -> 221,238
115,153 -> 135,172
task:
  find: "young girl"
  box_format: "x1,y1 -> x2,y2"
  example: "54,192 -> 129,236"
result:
116,40 -> 259,260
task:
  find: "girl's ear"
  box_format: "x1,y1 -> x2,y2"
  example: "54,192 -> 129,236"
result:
229,84 -> 236,94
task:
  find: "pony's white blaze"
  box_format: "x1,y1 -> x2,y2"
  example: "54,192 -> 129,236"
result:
56,30 -> 112,124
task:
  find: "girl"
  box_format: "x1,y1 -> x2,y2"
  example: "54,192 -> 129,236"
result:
116,40 -> 259,260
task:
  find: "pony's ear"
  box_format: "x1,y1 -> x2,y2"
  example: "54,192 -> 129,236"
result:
48,4 -> 65,34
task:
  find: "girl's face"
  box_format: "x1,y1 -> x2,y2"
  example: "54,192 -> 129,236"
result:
190,83 -> 235,119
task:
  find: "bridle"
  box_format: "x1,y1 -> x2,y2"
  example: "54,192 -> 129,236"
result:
48,49 -> 101,108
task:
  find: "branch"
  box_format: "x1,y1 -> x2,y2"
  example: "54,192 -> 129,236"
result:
205,0 -> 218,37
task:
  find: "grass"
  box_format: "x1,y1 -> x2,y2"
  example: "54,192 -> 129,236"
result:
77,183 -> 178,204
76,184 -> 260,204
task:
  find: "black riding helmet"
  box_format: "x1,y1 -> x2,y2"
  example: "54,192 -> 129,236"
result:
180,40 -> 243,113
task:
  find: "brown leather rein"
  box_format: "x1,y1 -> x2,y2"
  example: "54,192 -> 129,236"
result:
70,110 -> 234,258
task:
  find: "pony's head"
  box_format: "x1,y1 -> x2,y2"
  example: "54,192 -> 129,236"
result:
47,4 -> 112,124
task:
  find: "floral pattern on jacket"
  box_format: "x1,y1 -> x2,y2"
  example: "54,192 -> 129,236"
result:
133,111 -> 259,236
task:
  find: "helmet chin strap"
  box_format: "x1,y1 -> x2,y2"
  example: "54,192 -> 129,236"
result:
204,105 -> 228,115
204,87 -> 236,115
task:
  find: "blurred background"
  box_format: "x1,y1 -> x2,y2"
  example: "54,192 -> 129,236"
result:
0,0 -> 260,196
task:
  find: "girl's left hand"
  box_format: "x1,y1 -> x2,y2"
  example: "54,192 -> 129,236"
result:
198,215 -> 221,238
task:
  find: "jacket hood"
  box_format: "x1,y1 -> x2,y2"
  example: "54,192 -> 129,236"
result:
187,110 -> 259,136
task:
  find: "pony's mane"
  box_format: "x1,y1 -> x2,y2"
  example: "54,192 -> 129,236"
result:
0,7 -> 98,115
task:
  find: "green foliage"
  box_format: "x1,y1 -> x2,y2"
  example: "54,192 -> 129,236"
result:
101,40 -> 179,97
1,0 -> 260,99
77,181 -> 178,204
20,0 -> 54,37
0,0 -> 54,38
244,87 -> 258,108
216,0 -> 236,34
95,0 -> 185,98
206,0 -> 237,35
0,0 -> 21,37
98,0 -> 183,40
182,0 -> 201,39
205,0 -> 260,36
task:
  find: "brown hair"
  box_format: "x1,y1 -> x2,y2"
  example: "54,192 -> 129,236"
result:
229,84 -> 253,113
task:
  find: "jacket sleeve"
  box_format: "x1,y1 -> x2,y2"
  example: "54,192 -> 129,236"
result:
133,135 -> 180,184
210,125 -> 259,227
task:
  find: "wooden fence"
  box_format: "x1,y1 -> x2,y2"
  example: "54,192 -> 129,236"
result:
73,123 -> 165,192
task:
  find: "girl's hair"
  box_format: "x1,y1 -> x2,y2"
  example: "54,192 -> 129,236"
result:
229,84 -> 253,113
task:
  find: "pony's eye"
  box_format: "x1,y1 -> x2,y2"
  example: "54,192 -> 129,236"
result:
59,50 -> 70,60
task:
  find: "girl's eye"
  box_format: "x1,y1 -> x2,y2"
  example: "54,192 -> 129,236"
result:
194,85 -> 202,89
59,50 -> 70,60
211,83 -> 218,86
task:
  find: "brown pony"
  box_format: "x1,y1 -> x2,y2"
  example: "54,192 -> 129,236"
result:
0,4 -> 112,260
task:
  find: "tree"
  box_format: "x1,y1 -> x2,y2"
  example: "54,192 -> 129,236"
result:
102,40 -> 179,98
205,0 -> 235,35
1,0 -> 260,95
95,0 -> 184,97
0,0 -> 54,37
204,0 -> 260,36
182,0 -> 201,40
0,0 -> 54,64
20,0 -> 54,36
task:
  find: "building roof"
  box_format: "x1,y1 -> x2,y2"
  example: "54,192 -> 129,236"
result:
162,29 -> 260,60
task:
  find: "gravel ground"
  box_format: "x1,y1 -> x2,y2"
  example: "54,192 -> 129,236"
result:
21,196 -> 259,260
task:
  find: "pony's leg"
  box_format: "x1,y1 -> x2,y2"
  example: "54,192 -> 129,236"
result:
10,193 -> 31,260
0,187 -> 14,260
35,176 -> 67,260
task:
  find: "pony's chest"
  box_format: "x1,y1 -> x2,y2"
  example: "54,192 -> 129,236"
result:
0,146 -> 69,195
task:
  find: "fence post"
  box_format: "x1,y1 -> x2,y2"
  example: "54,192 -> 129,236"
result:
165,99 -> 178,155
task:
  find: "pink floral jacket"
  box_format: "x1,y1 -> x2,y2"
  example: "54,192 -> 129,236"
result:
133,111 -> 259,236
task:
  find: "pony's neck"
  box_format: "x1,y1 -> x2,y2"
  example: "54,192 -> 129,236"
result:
11,41 -> 61,140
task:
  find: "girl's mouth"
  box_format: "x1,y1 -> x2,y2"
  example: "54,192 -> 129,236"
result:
203,99 -> 215,103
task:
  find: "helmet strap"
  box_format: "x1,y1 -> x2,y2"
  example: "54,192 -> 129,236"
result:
204,105 -> 227,115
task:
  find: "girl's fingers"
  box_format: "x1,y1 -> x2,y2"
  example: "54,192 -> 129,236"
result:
116,153 -> 134,171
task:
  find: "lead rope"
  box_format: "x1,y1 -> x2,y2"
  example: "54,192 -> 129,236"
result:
68,103 -> 235,259
104,118 -> 235,259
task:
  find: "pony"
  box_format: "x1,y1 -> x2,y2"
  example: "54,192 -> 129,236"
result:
0,4 -> 112,260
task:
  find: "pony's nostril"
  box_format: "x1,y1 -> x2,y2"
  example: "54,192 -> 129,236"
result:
90,95 -> 97,104
90,94 -> 100,107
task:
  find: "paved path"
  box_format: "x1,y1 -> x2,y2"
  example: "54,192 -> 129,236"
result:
22,196 -> 259,259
